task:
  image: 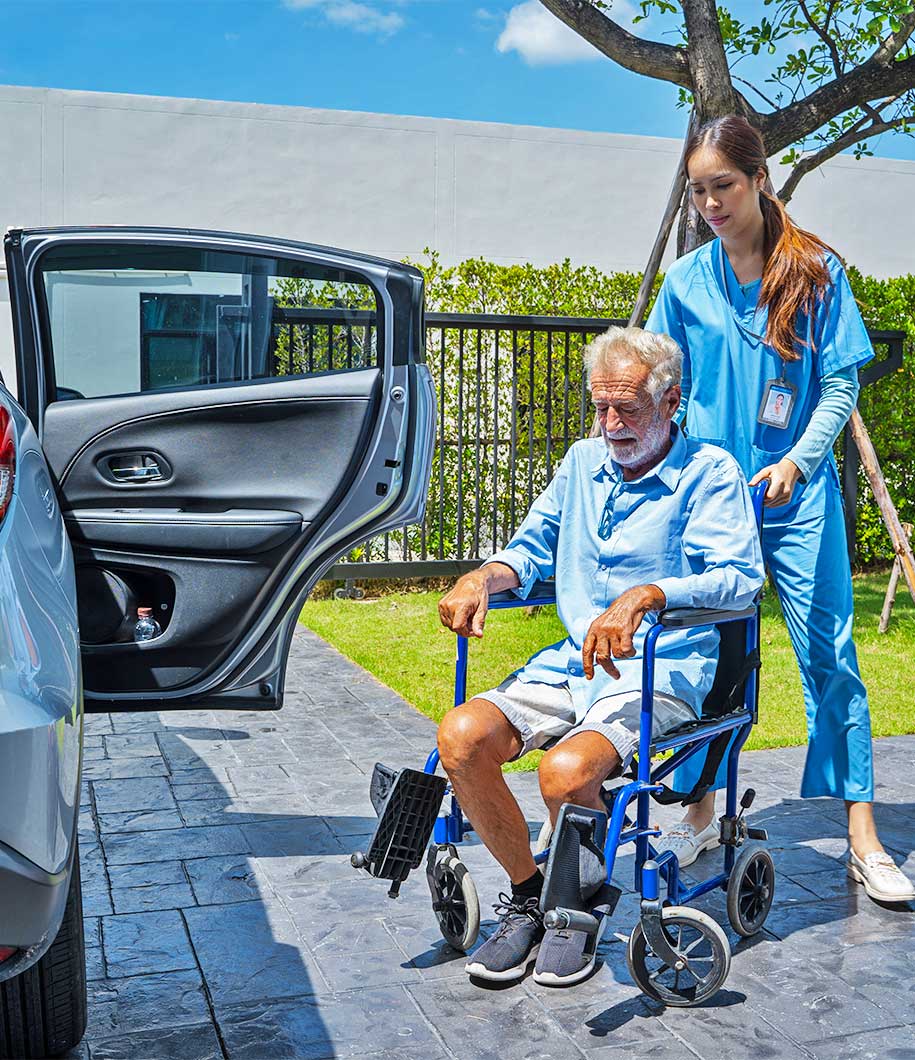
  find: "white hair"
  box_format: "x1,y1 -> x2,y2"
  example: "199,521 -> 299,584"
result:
584,326 -> 682,402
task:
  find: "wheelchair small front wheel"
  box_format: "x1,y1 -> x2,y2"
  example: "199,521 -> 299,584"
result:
429,854 -> 480,952
627,907 -> 730,1007
727,846 -> 775,937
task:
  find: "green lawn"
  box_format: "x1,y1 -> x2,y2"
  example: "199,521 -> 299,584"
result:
300,571 -> 915,770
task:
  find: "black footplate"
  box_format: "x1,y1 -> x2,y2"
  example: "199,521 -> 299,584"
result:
541,803 -> 610,917
351,764 -> 447,897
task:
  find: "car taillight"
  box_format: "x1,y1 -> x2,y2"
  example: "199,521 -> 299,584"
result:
0,946 -> 16,964
0,406 -> 14,523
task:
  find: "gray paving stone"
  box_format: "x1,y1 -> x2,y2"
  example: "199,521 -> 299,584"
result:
407,974 -> 583,1059
103,733 -> 162,759
183,899 -> 328,1004
101,910 -> 197,978
87,968 -> 210,1037
225,764 -> 301,796
184,854 -> 268,905
658,997 -> 812,1058
108,711 -> 171,734
102,823 -> 251,865
98,808 -> 186,834
88,1022 -> 223,1060
111,881 -> 197,914
92,776 -> 177,815
169,780 -> 234,801
107,859 -> 187,889
79,841 -> 113,918
216,988 -> 447,1060
726,941 -> 903,1044
177,794 -> 312,828
239,817 -> 346,859
81,757 -> 170,782
804,1026 -> 915,1059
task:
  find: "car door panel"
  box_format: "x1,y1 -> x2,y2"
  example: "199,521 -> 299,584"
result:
6,227 -> 435,712
44,369 -> 380,516
64,508 -> 302,554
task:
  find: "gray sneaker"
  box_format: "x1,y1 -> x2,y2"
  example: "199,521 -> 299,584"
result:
464,893 -> 545,982
532,926 -> 599,986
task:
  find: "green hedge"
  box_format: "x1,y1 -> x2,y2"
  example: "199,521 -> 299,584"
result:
408,251 -> 912,567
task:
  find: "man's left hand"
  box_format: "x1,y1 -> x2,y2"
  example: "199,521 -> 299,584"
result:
582,584 -> 667,680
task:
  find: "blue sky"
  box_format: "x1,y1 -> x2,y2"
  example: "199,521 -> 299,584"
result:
2,0 -> 913,161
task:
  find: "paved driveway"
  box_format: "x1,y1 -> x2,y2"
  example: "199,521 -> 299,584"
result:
71,627 -> 915,1059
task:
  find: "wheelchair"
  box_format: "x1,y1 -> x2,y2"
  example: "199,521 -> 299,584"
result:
352,486 -> 772,1007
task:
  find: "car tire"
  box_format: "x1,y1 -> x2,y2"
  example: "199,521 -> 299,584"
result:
0,840 -> 88,1059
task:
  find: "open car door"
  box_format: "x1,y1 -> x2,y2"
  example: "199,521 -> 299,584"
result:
5,227 -> 435,712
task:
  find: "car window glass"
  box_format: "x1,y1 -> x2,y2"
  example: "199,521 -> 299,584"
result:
37,243 -> 380,400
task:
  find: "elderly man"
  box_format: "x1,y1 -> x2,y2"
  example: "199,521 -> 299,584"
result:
436,325 -> 764,987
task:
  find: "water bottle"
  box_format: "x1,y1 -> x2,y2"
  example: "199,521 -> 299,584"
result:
134,606 -> 161,643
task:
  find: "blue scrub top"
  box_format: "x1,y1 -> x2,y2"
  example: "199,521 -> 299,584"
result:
646,239 -> 873,522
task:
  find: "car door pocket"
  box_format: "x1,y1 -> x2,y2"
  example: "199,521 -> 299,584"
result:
100,451 -> 172,485
75,565 -> 176,645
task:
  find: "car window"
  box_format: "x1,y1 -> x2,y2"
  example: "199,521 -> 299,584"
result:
36,243 -> 380,400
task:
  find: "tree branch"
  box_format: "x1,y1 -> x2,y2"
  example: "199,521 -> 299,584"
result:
874,9 -> 915,66
759,52 -> 915,152
777,110 -> 915,202
536,0 -> 691,86
797,0 -> 844,77
733,74 -> 780,111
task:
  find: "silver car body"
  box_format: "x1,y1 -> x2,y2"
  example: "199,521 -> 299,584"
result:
0,389 -> 80,982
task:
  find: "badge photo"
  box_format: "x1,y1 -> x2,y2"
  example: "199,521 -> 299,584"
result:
757,380 -> 796,428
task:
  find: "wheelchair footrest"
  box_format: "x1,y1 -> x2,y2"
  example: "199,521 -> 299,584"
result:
540,803 -> 609,916
352,764 -> 447,888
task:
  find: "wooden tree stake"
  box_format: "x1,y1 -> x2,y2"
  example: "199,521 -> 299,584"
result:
849,407 -> 915,607
878,523 -> 911,633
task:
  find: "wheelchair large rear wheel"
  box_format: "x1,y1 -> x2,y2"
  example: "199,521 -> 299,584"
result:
727,846 -> 775,937
627,907 -> 730,1007
429,853 -> 480,952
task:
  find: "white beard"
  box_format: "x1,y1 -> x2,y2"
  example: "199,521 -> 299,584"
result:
605,414 -> 670,469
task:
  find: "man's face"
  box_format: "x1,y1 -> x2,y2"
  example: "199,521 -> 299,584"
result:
590,358 -> 678,470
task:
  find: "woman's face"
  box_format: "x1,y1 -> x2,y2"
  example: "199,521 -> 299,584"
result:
687,145 -> 765,242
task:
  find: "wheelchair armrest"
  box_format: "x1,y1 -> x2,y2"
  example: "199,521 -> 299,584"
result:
488,580 -> 557,609
657,605 -> 756,629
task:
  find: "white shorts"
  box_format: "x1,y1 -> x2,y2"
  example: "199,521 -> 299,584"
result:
477,676 -> 696,765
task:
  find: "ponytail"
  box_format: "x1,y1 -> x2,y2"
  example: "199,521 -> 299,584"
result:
685,116 -> 836,363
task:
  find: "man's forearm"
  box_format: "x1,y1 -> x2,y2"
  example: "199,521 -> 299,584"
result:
476,561 -> 521,594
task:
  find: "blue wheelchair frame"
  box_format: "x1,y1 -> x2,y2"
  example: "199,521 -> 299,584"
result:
422,485 -> 765,913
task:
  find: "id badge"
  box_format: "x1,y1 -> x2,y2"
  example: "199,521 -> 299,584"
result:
757,379 -> 797,428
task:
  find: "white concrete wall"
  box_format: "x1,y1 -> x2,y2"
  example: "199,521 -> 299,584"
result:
1,83 -> 914,394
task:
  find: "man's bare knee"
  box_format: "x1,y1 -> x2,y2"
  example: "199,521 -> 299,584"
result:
437,699 -> 520,775
539,736 -> 621,810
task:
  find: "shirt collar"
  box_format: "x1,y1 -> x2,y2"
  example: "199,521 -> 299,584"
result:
591,422 -> 686,493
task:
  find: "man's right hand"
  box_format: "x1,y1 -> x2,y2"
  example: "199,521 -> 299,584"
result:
438,563 -> 521,639
438,570 -> 492,639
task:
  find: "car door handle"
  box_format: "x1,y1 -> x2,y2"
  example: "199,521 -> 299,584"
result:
103,453 -> 169,483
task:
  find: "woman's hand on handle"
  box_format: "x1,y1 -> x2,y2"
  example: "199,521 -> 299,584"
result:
749,457 -> 802,508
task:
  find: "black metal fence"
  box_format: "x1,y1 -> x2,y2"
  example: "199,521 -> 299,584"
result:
304,312 -> 904,581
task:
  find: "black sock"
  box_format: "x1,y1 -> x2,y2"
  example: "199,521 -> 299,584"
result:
511,870 -> 543,901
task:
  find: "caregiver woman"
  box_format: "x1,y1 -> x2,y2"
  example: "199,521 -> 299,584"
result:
647,114 -> 914,903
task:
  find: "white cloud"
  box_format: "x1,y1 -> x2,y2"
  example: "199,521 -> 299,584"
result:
284,0 -> 405,36
497,0 -> 637,65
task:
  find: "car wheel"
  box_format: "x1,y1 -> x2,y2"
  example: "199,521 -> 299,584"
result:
0,839 -> 88,1058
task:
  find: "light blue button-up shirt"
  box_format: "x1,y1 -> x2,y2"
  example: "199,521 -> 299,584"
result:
484,426 -> 765,721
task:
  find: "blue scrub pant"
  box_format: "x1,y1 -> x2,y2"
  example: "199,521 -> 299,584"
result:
673,475 -> 875,803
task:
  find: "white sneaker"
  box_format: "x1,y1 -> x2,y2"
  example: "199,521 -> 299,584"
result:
655,821 -> 719,868
848,849 -> 915,903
